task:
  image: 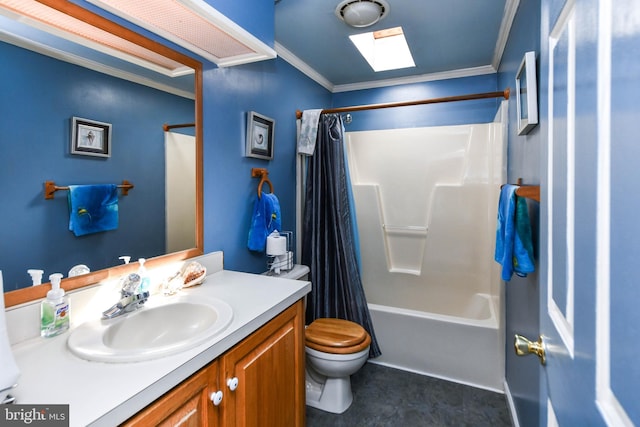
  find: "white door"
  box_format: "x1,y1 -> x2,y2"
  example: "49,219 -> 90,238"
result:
532,0 -> 639,425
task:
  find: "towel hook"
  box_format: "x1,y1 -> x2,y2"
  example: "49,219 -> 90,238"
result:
251,168 -> 273,198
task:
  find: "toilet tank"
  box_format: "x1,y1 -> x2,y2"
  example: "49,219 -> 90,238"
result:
264,265 -> 311,316
264,264 -> 309,281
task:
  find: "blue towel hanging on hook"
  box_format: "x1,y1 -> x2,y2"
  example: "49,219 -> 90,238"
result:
248,192 -> 281,252
495,185 -> 535,281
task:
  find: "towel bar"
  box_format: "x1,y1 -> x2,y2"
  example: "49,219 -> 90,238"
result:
501,179 -> 540,202
514,186 -> 540,202
45,180 -> 134,199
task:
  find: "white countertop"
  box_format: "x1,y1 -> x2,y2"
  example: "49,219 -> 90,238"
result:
9,269 -> 310,427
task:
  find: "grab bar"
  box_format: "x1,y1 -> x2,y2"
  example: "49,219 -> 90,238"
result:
382,225 -> 428,236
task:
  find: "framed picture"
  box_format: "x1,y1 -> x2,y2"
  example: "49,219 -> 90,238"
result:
71,117 -> 112,158
245,111 -> 274,160
515,51 -> 538,135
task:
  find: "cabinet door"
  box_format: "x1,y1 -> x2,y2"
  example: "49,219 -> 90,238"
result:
123,360 -> 220,427
220,301 -> 305,427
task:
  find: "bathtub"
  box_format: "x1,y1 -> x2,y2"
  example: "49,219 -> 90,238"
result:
368,293 -> 504,392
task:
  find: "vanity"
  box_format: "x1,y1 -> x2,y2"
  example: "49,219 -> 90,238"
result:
5,252 -> 310,426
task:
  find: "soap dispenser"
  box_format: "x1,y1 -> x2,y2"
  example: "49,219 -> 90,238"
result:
137,258 -> 151,293
27,269 -> 44,286
40,273 -> 69,338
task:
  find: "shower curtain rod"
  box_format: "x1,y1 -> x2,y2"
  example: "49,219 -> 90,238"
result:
163,122 -> 195,131
295,88 -> 510,119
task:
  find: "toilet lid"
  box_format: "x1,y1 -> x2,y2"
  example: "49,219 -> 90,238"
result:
306,318 -> 370,354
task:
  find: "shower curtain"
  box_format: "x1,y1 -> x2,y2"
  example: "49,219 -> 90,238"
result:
302,114 -> 381,358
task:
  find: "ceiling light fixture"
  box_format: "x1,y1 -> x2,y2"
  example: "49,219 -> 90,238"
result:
335,0 -> 389,28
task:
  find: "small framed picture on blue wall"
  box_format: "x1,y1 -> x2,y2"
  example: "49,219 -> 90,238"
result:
245,111 -> 274,160
71,117 -> 112,158
515,51 -> 538,135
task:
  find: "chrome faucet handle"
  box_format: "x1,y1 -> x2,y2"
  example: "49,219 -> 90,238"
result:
120,273 -> 141,297
129,291 -> 150,308
102,289 -> 150,319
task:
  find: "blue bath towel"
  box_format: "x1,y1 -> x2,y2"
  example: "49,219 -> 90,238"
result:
68,184 -> 119,236
494,185 -> 535,281
248,193 -> 282,252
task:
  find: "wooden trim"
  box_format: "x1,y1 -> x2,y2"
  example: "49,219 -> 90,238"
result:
194,65 -> 204,255
36,0 -> 200,69
4,249 -> 202,308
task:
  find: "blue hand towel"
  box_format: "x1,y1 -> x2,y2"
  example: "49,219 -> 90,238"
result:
68,184 -> 119,237
248,193 -> 281,252
513,194 -> 535,277
495,185 -> 535,281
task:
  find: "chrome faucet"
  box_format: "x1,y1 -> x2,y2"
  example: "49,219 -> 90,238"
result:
102,273 -> 150,319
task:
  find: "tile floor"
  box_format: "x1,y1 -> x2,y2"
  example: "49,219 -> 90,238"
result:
306,362 -> 514,427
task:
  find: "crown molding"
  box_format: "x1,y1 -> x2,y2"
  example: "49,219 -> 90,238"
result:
493,0 -> 520,70
276,41 -> 497,93
332,65 -> 497,93
274,42 -> 334,91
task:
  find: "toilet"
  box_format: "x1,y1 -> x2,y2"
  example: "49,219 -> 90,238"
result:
305,317 -> 371,413
268,265 -> 371,414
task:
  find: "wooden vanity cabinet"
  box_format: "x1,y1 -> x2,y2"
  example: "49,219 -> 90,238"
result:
219,300 -> 305,426
122,361 -> 220,426
122,300 -> 305,427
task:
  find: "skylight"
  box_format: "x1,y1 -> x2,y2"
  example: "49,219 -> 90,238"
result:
349,27 -> 415,72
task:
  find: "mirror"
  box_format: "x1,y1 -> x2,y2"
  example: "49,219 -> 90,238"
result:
1,0 -> 203,306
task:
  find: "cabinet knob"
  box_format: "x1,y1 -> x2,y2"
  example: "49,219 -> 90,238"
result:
210,390 -> 223,406
227,377 -> 239,391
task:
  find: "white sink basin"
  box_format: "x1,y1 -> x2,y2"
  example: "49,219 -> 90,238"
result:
67,295 -> 233,363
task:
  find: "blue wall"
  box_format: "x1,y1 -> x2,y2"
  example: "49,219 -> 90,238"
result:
201,58 -> 331,273
496,0 -> 542,425
201,68 -> 501,275
0,42 -> 194,290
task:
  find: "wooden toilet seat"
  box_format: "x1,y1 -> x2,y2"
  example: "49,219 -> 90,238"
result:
305,318 -> 371,354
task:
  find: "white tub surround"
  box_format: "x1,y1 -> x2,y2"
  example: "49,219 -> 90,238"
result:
5,252 -> 311,427
345,108 -> 507,392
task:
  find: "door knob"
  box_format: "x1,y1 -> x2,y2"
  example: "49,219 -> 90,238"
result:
514,334 -> 546,365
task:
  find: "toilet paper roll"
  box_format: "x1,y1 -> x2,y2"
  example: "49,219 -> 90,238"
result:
0,271 -> 20,403
266,235 -> 287,256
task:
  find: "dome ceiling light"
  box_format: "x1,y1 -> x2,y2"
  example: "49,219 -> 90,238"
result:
335,0 -> 389,28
